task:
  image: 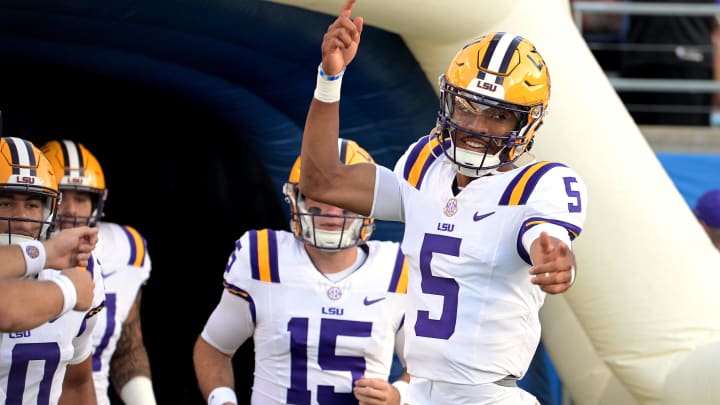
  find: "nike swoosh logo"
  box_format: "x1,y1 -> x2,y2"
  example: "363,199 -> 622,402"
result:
473,211 -> 495,221
363,297 -> 386,306
102,271 -> 117,279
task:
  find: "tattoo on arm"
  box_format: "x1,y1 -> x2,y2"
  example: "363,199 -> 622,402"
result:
110,292 -> 153,392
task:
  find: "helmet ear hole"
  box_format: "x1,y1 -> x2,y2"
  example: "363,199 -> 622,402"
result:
526,138 -> 535,152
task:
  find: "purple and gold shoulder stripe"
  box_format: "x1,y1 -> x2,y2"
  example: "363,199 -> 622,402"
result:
403,134 -> 448,190
387,248 -> 408,294
122,225 -> 147,267
499,162 -> 566,206
248,229 -> 280,283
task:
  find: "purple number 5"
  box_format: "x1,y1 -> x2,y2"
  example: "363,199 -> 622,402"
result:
563,176 -> 581,213
414,233 -> 460,340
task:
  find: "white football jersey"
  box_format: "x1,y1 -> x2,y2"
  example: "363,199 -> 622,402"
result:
91,222 -> 151,404
204,229 -> 407,405
394,134 -> 587,385
0,255 -> 106,405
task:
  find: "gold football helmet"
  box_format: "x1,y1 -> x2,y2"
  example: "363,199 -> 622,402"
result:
0,137 -> 60,242
283,138 -> 375,250
437,32 -> 551,177
41,140 -> 107,227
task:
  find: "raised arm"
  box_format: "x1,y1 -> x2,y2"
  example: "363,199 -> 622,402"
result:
300,0 -> 377,217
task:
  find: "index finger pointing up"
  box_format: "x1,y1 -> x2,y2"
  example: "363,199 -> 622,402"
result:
340,0 -> 356,17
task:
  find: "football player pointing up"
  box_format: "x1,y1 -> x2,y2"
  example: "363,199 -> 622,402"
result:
299,1 -> 588,404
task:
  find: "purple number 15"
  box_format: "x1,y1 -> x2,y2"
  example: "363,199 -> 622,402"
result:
286,317 -> 372,405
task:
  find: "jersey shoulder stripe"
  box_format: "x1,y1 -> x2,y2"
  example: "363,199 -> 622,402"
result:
120,225 -> 147,267
517,216 -> 583,264
402,134 -> 447,190
222,280 -> 257,324
499,161 -> 566,206
248,229 -> 280,283
387,247 -> 409,293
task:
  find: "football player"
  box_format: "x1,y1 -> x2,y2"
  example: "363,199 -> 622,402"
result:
193,139 -> 410,405
42,140 -> 156,405
0,136 -> 105,404
298,1 -> 588,403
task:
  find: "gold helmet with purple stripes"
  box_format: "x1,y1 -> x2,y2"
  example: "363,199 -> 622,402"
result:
437,32 -> 550,178
41,140 -> 107,227
283,138 -> 375,250
0,137 -> 60,242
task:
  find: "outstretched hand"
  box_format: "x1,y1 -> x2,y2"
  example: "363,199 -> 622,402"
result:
321,0 -> 364,76
529,231 -> 576,294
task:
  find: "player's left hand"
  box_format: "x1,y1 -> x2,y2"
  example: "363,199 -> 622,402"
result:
529,231 -> 576,294
354,376 -> 401,405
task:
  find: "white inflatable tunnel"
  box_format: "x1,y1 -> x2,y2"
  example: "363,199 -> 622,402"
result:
267,0 -> 720,403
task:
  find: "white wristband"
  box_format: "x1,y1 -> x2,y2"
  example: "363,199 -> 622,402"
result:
120,376 -> 157,405
17,240 -> 46,277
570,266 -> 576,286
208,386 -> 237,405
47,272 -> 77,316
313,63 -> 345,103
392,380 -> 409,405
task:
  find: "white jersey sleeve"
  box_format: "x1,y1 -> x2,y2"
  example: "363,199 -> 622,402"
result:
371,164 -> 405,222
201,290 -> 255,355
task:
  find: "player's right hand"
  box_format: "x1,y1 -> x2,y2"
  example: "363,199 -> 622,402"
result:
45,226 -> 99,269
321,0 -> 364,76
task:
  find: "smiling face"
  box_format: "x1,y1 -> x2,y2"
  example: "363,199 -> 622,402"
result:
450,98 -> 520,155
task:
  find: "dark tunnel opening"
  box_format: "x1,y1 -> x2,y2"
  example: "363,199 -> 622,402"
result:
0,56 -> 283,403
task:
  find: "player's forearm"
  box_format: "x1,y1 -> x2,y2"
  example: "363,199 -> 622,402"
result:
0,245 -> 28,279
110,339 -> 153,390
300,98 -> 343,199
0,279 -> 64,331
0,240 -> 48,279
59,358 -> 97,405
193,337 -> 236,400
110,303 -> 153,389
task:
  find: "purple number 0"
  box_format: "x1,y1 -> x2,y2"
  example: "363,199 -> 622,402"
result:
6,342 -> 61,405
414,233 -> 460,340
286,317 -> 372,405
